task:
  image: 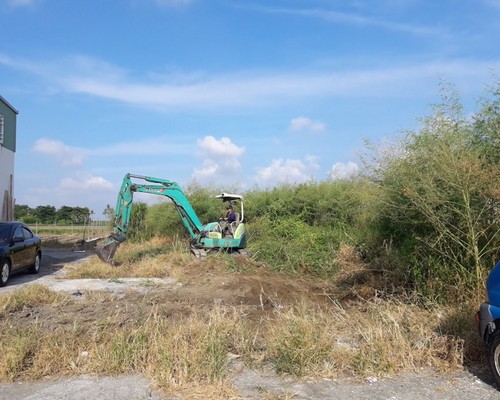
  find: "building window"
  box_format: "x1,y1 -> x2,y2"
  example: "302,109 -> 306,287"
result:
0,114 -> 4,145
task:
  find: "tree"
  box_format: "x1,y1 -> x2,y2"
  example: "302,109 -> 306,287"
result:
55,206 -> 89,224
34,205 -> 56,224
72,207 -> 90,224
103,204 -> 114,221
14,204 -> 34,221
56,206 -> 73,223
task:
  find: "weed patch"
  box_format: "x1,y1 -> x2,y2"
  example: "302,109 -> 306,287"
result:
0,284 -> 70,317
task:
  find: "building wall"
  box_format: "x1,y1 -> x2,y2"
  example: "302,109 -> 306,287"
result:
0,96 -> 17,221
0,146 -> 14,221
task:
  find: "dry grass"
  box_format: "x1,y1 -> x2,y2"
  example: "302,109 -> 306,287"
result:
63,236 -> 193,280
63,236 -> 242,282
265,299 -> 466,379
0,287 -> 476,399
0,241 -> 483,399
0,301 -> 244,398
0,284 -> 70,317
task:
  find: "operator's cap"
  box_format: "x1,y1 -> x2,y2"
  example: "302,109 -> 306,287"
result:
226,205 -> 233,209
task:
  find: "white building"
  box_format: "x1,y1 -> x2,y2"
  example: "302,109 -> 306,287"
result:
0,96 -> 18,221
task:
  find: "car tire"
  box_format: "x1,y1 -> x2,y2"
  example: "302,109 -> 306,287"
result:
0,260 -> 10,287
29,253 -> 41,274
487,329 -> 500,387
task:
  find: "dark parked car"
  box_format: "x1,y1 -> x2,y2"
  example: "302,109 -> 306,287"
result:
0,221 -> 42,287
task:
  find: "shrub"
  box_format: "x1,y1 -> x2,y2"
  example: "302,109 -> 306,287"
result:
368,83 -> 500,299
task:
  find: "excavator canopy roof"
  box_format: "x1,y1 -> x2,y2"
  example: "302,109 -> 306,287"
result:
215,193 -> 243,202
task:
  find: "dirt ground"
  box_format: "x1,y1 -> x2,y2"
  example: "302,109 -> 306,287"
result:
1,247 -> 337,329
0,247 -> 499,399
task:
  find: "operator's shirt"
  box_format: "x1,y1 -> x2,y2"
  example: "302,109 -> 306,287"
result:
227,212 -> 236,223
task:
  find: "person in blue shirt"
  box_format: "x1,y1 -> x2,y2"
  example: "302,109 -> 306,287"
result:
224,205 -> 236,224
220,204 -> 236,236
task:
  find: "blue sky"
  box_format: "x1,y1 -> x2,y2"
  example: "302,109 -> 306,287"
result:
1,0 -> 499,216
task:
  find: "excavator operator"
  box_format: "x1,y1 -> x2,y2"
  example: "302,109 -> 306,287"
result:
222,204 -> 236,224
219,204 -> 236,237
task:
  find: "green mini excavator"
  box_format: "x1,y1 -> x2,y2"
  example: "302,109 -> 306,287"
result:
95,173 -> 248,264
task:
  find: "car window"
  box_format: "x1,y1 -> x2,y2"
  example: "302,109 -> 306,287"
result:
12,226 -> 24,241
0,225 -> 10,244
22,227 -> 34,240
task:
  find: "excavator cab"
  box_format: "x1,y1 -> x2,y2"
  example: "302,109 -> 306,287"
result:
191,192 -> 248,258
213,193 -> 244,238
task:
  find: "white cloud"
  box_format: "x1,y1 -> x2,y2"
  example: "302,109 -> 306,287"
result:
253,6 -> 444,36
33,138 -> 85,167
33,136 -> 191,162
20,172 -> 115,212
59,172 -> 114,191
8,0 -> 37,7
192,136 -> 245,182
255,156 -> 320,186
191,159 -> 220,180
58,172 -> 115,212
289,116 -> 326,133
305,155 -> 320,170
328,161 -> 359,180
1,54 -> 499,109
196,135 -> 245,158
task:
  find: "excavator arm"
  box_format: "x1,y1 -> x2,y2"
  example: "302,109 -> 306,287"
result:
96,173 -> 204,264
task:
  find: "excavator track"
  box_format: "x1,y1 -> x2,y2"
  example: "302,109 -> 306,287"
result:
190,246 -> 208,259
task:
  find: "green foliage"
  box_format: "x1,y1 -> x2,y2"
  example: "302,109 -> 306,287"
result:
136,178 -> 379,278
127,202 -> 148,240
34,205 -> 56,223
370,82 -> 500,298
250,215 -> 338,276
144,202 -> 183,238
472,82 -> 500,164
184,182 -> 225,224
246,179 -> 380,230
143,184 -> 228,238
14,204 -> 90,224
55,205 -> 90,224
246,179 -> 380,277
14,204 -> 32,221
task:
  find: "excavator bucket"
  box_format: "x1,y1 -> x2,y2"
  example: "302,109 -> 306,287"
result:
95,238 -> 121,265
